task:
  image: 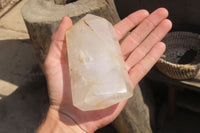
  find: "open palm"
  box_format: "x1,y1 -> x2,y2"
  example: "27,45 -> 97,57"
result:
43,8 -> 172,133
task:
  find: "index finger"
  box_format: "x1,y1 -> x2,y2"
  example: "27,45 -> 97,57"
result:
114,9 -> 149,41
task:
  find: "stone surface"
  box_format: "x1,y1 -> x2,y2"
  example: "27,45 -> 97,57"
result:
66,14 -> 132,111
0,0 -> 21,18
0,0 -> 28,35
0,28 -> 28,40
21,0 -> 120,65
0,0 -> 11,8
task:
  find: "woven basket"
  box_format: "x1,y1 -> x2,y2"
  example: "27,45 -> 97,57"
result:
156,31 -> 200,80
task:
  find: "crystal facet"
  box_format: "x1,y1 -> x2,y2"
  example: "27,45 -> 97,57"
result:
66,14 -> 133,111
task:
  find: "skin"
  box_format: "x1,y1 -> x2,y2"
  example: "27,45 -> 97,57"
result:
38,8 -> 172,133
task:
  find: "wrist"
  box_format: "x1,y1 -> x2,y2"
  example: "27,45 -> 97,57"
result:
37,108 -> 87,133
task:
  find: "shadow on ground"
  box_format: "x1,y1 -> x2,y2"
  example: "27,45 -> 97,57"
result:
0,39 -> 49,132
0,39 -> 37,86
0,72 -> 49,133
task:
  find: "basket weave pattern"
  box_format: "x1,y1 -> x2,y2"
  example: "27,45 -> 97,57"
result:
156,32 -> 200,80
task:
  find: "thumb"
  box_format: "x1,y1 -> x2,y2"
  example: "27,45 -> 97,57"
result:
45,16 -> 73,66
51,16 -> 73,43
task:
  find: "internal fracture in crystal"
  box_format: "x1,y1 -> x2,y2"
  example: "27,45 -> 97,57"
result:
66,14 -> 133,111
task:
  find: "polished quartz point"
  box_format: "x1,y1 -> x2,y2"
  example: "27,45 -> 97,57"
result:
66,14 -> 133,111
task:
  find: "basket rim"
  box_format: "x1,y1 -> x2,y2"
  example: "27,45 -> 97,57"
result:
158,58 -> 200,70
159,31 -> 200,69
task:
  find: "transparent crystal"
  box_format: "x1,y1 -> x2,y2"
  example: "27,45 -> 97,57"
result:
66,14 -> 133,111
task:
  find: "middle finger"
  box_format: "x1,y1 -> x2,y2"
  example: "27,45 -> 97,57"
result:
120,8 -> 169,59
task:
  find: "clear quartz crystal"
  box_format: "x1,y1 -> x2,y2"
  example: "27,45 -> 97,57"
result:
66,14 -> 133,111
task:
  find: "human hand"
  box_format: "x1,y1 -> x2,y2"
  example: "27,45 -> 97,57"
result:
39,8 -> 172,133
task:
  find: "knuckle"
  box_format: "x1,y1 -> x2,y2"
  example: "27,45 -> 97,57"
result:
130,32 -> 140,44
126,15 -> 136,27
145,17 -> 156,28
150,32 -> 160,42
136,46 -> 146,57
